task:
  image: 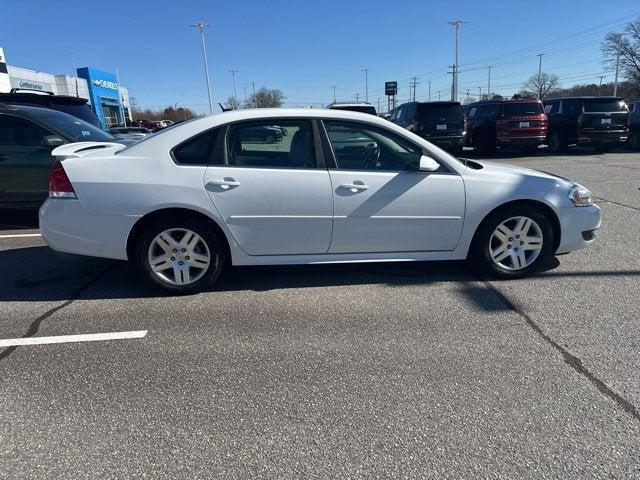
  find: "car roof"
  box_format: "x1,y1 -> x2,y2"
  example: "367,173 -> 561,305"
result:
469,99 -> 542,105
543,96 -> 623,101
0,91 -> 88,104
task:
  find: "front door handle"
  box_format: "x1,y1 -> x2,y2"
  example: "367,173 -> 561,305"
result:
339,182 -> 370,192
206,178 -> 241,188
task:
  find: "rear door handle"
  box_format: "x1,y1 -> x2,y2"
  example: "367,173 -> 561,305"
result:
206,178 -> 241,188
339,182 -> 370,192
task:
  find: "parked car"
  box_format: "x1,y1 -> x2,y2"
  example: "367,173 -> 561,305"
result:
0,88 -> 102,128
40,108 -> 600,294
626,100 -> 640,150
465,99 -> 547,154
0,103 -> 122,205
389,101 -> 465,155
160,120 -> 175,128
108,126 -> 153,141
543,97 -> 629,153
327,102 -> 377,115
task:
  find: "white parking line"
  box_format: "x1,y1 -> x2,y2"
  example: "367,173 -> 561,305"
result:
0,233 -> 42,239
0,330 -> 148,348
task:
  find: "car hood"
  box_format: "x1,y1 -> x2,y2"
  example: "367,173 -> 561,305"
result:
466,159 -> 574,186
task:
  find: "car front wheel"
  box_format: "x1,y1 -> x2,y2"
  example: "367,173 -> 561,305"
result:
134,217 -> 224,294
470,205 -> 554,279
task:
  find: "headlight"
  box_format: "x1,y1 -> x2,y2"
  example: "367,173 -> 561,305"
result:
568,184 -> 593,207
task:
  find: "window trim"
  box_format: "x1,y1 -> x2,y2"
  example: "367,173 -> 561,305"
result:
219,117 -> 324,170
318,118 -> 454,175
169,126 -> 223,166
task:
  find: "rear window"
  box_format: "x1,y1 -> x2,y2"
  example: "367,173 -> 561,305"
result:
52,102 -> 102,128
27,107 -> 114,142
503,103 -> 543,115
418,103 -> 463,121
583,99 -> 628,113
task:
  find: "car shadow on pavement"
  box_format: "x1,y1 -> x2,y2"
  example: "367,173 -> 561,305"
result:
1,246 -> 638,305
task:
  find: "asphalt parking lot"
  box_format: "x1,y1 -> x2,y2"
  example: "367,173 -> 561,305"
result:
1,150 -> 639,479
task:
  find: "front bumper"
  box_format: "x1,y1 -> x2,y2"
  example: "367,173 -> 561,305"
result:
39,199 -> 138,260
555,204 -> 602,254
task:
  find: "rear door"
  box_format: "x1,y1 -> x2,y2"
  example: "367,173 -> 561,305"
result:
322,120 -> 465,254
0,113 -> 59,203
203,119 -> 333,256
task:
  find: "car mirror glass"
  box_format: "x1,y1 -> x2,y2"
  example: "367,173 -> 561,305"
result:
42,135 -> 65,148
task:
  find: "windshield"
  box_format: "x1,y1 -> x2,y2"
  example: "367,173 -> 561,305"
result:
53,102 -> 102,128
583,99 -> 628,113
27,107 -> 115,142
502,102 -> 543,115
418,104 -> 463,121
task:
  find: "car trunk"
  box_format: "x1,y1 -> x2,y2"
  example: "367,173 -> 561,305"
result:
497,102 -> 547,139
416,103 -> 464,137
581,98 -> 628,131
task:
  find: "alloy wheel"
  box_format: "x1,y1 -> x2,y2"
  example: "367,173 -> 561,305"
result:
147,228 -> 211,285
489,216 -> 543,271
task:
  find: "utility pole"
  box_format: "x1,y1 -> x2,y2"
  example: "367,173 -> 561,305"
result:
191,22 -> 213,115
487,66 -> 492,99
411,76 -> 419,101
438,90 -> 441,101
228,69 -> 238,106
243,86 -> 248,106
537,53 -> 543,99
361,68 -> 370,103
355,93 -> 360,102
428,80 -> 431,101
331,85 -> 337,103
478,86 -> 482,100
447,20 -> 466,102
252,82 -> 256,107
598,75 -> 605,96
377,97 -> 381,113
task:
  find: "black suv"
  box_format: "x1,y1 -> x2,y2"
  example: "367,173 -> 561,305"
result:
389,101 -> 465,154
627,100 -> 640,150
543,97 -> 629,153
0,103 -> 117,204
0,88 -> 101,128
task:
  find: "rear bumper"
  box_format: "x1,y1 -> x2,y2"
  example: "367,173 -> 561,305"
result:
576,131 -> 627,144
419,134 -> 464,149
39,199 -> 138,260
556,204 -> 602,254
497,135 -> 546,147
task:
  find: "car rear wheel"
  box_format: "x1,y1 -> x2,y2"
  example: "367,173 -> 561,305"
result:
470,205 -> 554,279
547,132 -> 568,153
474,132 -> 496,155
134,217 -> 224,294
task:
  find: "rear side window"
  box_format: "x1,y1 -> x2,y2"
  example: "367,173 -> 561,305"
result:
172,127 -> 220,165
503,103 -> 543,115
481,104 -> 499,118
468,107 -> 478,119
544,101 -> 560,114
226,120 -> 316,169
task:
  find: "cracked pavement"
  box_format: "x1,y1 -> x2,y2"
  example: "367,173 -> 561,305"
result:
0,150 -> 639,479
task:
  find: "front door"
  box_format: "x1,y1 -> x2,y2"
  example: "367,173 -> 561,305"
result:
204,119 -> 333,256
322,120 -> 465,254
0,114 -> 58,203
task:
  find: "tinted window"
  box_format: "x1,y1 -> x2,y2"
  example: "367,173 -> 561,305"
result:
481,104 -> 499,117
544,101 -> 560,114
468,107 -> 478,119
503,102 -> 543,115
583,99 -> 628,113
0,114 -> 52,147
324,120 -> 424,171
53,102 -> 102,127
172,128 -> 220,165
418,103 -> 463,121
395,107 -> 404,121
25,107 -> 114,142
227,120 -> 316,169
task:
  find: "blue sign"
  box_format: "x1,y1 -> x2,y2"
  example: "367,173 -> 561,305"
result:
77,67 -> 123,129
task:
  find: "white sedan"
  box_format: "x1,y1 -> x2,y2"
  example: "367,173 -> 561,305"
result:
40,109 -> 601,294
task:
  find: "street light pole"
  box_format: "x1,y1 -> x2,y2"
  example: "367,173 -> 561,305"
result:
428,80 -> 431,101
191,22 -> 213,115
537,53 -> 543,99
362,68 -> 370,103
228,69 -> 238,106
331,85 -> 337,103
447,20 -> 466,102
598,75 -> 605,96
487,66 -> 492,99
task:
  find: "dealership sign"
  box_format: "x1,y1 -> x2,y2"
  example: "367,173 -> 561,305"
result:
9,77 -> 52,91
385,81 -> 397,96
92,79 -> 119,90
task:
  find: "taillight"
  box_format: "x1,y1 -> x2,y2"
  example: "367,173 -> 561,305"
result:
49,160 -> 76,198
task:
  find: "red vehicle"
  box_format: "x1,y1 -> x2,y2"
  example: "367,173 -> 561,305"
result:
465,99 -> 547,154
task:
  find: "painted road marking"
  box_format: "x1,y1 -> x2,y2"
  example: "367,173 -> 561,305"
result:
0,330 -> 148,348
0,233 -> 42,239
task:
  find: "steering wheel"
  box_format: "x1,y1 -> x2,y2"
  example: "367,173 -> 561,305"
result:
364,143 -> 381,169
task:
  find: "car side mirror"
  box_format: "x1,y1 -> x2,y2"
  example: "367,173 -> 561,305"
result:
419,155 -> 440,172
42,135 -> 65,148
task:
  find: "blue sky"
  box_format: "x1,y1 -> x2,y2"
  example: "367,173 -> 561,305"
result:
1,0 -> 639,113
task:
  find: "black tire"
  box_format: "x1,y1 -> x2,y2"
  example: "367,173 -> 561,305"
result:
547,132 -> 566,154
134,216 -> 225,294
630,131 -> 640,151
469,205 -> 554,279
474,132 -> 496,155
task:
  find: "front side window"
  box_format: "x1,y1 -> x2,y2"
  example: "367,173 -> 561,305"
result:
0,114 -> 53,147
544,101 -> 560,114
227,120 -> 316,169
324,120 -> 424,172
172,127 -> 220,165
468,107 -> 478,119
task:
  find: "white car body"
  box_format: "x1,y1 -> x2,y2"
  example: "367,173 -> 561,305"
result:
40,109 -> 601,268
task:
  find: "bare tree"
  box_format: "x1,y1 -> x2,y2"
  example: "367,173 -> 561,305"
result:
132,105 -> 197,122
522,72 -> 561,99
601,19 -> 640,96
247,87 -> 285,108
224,96 -> 240,110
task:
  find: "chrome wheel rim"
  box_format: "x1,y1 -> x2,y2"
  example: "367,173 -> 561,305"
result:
489,216 -> 543,271
147,228 -> 211,286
